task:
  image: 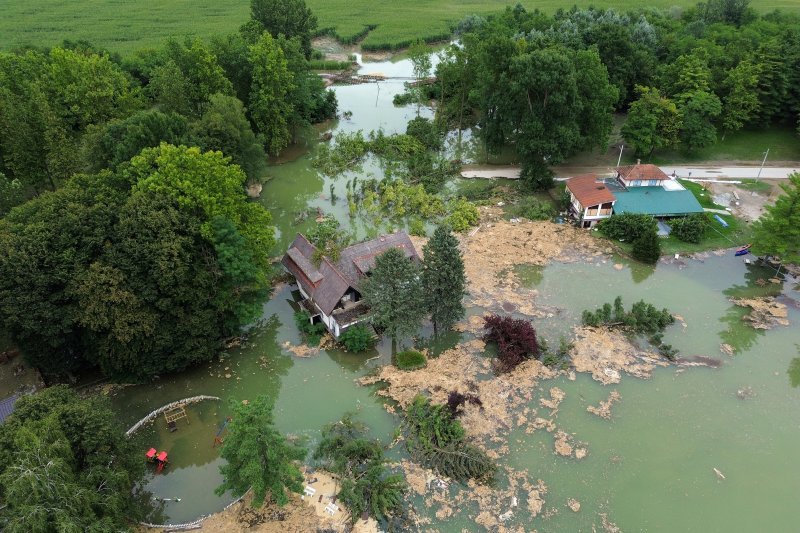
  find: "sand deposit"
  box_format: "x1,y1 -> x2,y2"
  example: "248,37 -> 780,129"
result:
730,297 -> 790,329
460,216 -> 610,317
587,390 -> 621,420
570,326 -> 668,384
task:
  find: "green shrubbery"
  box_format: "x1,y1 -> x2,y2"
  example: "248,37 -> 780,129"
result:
395,350 -> 427,370
446,198 -> 480,231
339,324 -> 375,352
512,197 -> 556,221
669,213 -> 708,243
598,213 -> 661,263
582,296 -> 674,335
294,311 -> 327,345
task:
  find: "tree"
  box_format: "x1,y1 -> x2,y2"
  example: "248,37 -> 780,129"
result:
249,0 -> 318,59
126,143 -> 275,265
679,90 -> 722,151
360,247 -> 424,343
721,59 -> 760,135
0,172 -> 24,216
669,213 -> 708,243
216,396 -> 306,507
408,40 -> 432,114
483,315 -> 540,373
621,86 -> 681,156
751,173 -> 800,264
421,225 -> 466,336
0,386 -> 143,532
190,93 -> 268,182
248,33 -> 295,155
84,109 -> 189,171
631,226 -> 661,264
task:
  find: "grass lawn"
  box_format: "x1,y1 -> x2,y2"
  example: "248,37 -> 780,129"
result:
643,127 -> 800,164
2,0 -> 799,55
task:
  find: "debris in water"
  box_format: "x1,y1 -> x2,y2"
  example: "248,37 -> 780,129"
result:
730,297 -> 789,329
736,386 -> 755,400
713,467 -> 726,480
567,498 -> 581,512
586,390 -> 621,420
720,343 -> 735,356
571,326 -> 667,384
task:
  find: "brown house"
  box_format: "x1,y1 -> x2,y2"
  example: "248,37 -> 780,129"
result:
615,161 -> 670,187
565,174 -> 616,228
281,231 -> 420,338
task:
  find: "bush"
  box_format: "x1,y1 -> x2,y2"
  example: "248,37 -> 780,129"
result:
598,213 -> 657,241
669,213 -> 707,243
339,324 -> 375,352
395,350 -> 427,370
582,296 -> 674,335
513,197 -> 555,221
483,315 -> 539,373
631,228 -> 661,264
409,217 -> 426,237
446,198 -> 479,231
393,92 -> 415,106
294,311 -> 327,346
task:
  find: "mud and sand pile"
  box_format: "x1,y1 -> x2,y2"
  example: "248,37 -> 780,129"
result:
730,296 -> 790,329
570,326 -> 668,384
460,217 -> 611,316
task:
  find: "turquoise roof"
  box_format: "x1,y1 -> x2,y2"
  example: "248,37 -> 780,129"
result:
613,187 -> 704,217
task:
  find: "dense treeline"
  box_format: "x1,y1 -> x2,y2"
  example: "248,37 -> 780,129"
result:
0,0 -> 335,380
433,0 -> 800,189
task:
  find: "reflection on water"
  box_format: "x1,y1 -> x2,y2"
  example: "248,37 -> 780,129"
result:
789,357 -> 800,388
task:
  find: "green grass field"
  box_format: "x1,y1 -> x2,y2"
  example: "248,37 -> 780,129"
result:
2,0 -> 799,55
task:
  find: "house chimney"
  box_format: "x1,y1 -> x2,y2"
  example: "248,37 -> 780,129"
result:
636,158 -> 641,165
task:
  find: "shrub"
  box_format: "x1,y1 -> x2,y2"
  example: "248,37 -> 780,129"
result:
582,296 -> 674,335
294,311 -> 327,346
632,228 -> 661,264
669,213 -> 707,243
483,315 -> 540,373
598,213 -> 657,241
393,92 -> 415,106
513,197 -> 555,221
395,350 -> 427,370
408,217 -> 426,237
446,198 -> 479,231
339,324 -> 375,352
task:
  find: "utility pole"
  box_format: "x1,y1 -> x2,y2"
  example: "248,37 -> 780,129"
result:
616,145 -> 624,168
756,148 -> 769,181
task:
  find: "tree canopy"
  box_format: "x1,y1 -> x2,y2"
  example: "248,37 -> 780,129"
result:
421,225 -> 466,335
751,173 -> 800,264
0,386 -> 143,532
216,396 -> 306,507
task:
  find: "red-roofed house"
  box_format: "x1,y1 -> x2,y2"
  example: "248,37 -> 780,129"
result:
282,231 -> 420,338
615,161 -> 670,187
565,174 -> 616,228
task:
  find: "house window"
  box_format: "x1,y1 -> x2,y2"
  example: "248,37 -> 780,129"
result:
583,220 -> 592,228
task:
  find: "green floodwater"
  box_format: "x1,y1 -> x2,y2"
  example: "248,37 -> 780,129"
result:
110,54 -> 800,530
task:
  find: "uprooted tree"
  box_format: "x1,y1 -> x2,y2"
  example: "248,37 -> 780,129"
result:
483,314 -> 540,373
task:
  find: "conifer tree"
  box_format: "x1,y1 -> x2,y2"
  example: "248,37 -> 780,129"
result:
422,225 -> 466,335
360,247 -> 424,343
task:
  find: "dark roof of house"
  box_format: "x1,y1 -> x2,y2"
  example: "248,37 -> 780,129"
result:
282,231 -> 420,316
0,394 -> 19,423
566,174 -> 616,207
613,187 -> 704,216
616,163 -> 670,181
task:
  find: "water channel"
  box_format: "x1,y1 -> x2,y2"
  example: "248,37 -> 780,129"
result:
111,53 -> 800,531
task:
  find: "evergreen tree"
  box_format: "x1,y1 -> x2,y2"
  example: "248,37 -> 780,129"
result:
422,225 -> 466,336
751,173 -> 800,264
631,227 -> 661,264
360,247 -> 424,343
216,396 -> 306,507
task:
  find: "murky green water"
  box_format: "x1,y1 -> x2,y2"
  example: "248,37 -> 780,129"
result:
111,54 -> 800,530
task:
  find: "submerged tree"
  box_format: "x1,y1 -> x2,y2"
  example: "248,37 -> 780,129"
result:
216,396 -> 306,507
422,225 -> 466,335
483,315 -> 540,373
360,247 -> 425,343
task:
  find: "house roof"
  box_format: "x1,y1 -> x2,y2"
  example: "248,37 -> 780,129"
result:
566,174 -> 616,207
613,187 -> 704,216
282,231 -> 420,316
0,394 -> 19,424
616,163 -> 670,181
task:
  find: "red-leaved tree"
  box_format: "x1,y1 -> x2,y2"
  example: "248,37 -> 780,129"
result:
483,315 -> 540,373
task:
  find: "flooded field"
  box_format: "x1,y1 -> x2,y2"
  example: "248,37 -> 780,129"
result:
110,53 -> 800,530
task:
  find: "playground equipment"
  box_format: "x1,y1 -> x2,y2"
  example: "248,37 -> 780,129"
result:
164,405 -> 188,432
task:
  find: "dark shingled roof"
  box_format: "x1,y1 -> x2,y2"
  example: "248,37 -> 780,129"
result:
0,394 -> 19,424
282,231 -> 420,316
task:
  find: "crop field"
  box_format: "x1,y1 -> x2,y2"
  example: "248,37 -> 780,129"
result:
2,0 -> 799,55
